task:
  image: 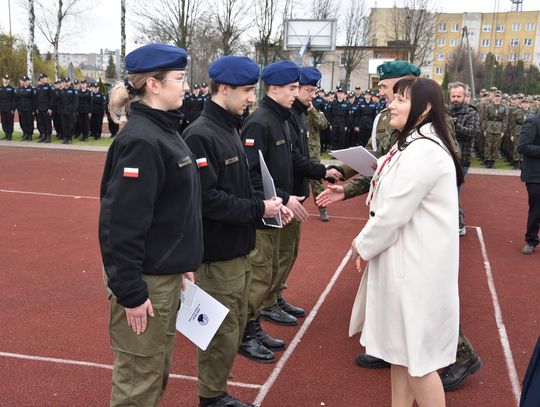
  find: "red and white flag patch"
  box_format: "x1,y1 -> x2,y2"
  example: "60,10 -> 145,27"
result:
196,158 -> 208,168
244,138 -> 255,147
123,167 -> 139,178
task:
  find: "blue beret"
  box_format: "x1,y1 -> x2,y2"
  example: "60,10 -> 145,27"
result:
377,61 -> 420,80
299,67 -> 321,86
261,61 -> 300,86
208,56 -> 260,86
125,44 -> 188,74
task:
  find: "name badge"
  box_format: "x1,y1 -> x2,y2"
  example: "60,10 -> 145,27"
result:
224,156 -> 239,165
377,129 -> 385,133
275,139 -> 286,146
177,156 -> 192,167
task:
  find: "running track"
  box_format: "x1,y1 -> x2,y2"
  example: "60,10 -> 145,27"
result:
0,146 -> 538,406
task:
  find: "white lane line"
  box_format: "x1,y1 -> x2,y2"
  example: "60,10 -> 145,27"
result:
254,249 -> 353,406
475,227 -> 521,406
0,189 -> 99,200
0,351 -> 261,390
308,213 -> 367,221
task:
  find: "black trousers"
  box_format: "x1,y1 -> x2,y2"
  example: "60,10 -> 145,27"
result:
62,113 -> 76,141
36,110 -> 53,136
78,112 -> 90,137
525,182 -> 540,246
1,111 -> 14,134
107,114 -> 119,136
18,110 -> 34,135
331,125 -> 347,150
53,112 -> 63,138
90,112 -> 104,137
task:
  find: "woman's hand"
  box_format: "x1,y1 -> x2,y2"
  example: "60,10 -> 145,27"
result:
125,299 -> 154,335
351,238 -> 365,272
316,184 -> 345,207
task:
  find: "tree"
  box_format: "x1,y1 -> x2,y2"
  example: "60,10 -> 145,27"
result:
105,55 -> 117,79
213,0 -> 252,55
254,0 -> 284,66
33,0 -> 86,79
120,0 -> 126,77
27,0 -> 35,80
340,0 -> 371,88
309,0 -> 338,67
133,0 -> 202,49
446,45 -> 485,95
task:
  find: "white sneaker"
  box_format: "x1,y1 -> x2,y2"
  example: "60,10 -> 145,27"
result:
459,226 -> 466,236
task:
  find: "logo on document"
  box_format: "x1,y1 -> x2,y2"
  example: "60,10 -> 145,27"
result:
197,313 -> 209,326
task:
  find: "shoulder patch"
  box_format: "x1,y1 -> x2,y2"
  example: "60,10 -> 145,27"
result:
196,158 -> 208,168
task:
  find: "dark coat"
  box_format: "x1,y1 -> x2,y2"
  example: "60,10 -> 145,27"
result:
518,113 -> 540,183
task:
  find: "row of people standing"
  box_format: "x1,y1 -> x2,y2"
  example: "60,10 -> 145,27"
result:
0,73 -> 115,143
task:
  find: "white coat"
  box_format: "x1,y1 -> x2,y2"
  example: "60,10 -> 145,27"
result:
350,123 -> 460,377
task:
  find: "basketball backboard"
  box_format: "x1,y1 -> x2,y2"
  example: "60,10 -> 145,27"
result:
283,19 -> 337,52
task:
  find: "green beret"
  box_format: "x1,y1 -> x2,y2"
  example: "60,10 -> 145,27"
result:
377,61 -> 420,80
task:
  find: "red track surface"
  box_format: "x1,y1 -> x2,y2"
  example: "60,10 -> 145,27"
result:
0,146 -> 538,407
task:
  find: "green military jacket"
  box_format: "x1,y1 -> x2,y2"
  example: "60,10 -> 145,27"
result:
307,107 -> 329,162
485,102 -> 508,134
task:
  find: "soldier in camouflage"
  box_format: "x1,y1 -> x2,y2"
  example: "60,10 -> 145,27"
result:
483,90 -> 508,168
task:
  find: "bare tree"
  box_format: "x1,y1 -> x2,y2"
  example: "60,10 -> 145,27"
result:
254,0 -> 284,66
27,0 -> 35,80
33,0 -> 85,79
120,0 -> 126,77
309,0 -> 337,67
213,0 -> 252,55
340,0 -> 371,88
188,14 -> 222,84
133,0 -> 202,49
387,0 -> 437,67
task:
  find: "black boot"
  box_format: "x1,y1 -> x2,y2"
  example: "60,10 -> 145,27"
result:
253,319 -> 285,350
26,133 -> 32,141
37,134 -> 45,143
278,297 -> 305,318
260,303 -> 298,325
44,134 -> 51,143
20,134 -> 27,141
355,353 -> 391,369
199,393 -> 256,407
440,353 -> 482,391
238,320 -> 275,363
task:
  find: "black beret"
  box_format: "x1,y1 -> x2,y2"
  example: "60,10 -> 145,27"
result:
299,67 -> 321,86
125,44 -> 188,74
2,74 -> 9,80
63,77 -> 70,82
261,61 -> 300,86
73,80 -> 80,84
39,73 -> 48,79
201,82 -> 208,87
377,61 -> 420,80
193,83 -> 200,89
20,75 -> 30,81
208,56 -> 260,86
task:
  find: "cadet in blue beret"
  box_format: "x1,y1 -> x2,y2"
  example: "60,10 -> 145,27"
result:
239,61 -> 301,364
184,55 -> 279,407
99,43 -> 203,407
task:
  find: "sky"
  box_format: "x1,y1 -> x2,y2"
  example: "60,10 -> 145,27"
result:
0,0 -> 538,55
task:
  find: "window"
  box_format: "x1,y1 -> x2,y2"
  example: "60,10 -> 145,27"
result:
340,54 -> 346,66
479,53 -> 487,61
451,23 -> 460,32
438,23 -> 447,32
495,39 -> 503,47
511,38 -> 519,46
495,54 -> 501,61
524,38 -> 533,46
435,67 -> 443,75
496,24 -> 505,32
482,24 -> 492,32
523,53 -> 531,62
512,23 -> 521,32
437,52 -> 445,61
508,53 -> 516,61
437,37 -> 446,46
481,39 -> 490,47
526,23 -> 535,31
450,38 -> 458,47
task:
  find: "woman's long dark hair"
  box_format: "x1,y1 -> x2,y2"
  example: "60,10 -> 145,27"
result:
392,77 -> 464,186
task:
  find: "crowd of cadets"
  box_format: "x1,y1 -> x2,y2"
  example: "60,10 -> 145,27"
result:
474,87 -> 540,169
0,73 -> 119,144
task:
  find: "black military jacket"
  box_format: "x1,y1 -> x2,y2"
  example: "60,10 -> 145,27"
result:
59,86 -> 79,115
185,93 -> 205,123
183,100 -> 264,263
288,99 -> 326,197
78,89 -> 93,113
328,99 -> 350,127
90,91 -> 106,113
241,95 -> 293,208
16,85 -> 36,112
99,102 -> 203,308
0,85 -> 16,112
36,83 -> 55,111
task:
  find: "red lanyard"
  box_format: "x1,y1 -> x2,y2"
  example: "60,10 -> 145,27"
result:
371,148 -> 397,191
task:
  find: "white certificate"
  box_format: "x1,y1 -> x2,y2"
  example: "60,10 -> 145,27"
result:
176,280 -> 230,351
259,150 -> 283,228
331,146 -> 377,177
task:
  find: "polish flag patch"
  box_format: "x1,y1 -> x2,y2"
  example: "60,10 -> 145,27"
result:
196,158 -> 208,168
244,138 -> 255,147
123,167 -> 139,178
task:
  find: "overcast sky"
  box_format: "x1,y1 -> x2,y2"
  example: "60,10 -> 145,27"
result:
0,0 -> 538,54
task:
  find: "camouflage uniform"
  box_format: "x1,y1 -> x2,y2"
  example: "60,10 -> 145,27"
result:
509,105 -> 526,165
476,98 -> 491,159
307,107 -> 330,208
484,102 -> 508,166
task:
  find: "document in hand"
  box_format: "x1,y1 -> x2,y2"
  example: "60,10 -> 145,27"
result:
176,280 -> 230,351
331,146 -> 377,177
259,149 -> 283,228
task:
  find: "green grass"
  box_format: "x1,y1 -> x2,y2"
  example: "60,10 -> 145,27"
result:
8,131 -> 114,147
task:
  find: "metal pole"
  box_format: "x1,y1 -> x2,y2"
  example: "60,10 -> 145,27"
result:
331,60 -> 335,90
464,26 -> 476,99
8,0 -> 12,36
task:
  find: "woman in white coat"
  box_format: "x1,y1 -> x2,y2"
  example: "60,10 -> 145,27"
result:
350,77 -> 465,407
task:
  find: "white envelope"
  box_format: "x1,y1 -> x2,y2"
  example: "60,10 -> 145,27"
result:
176,280 -> 230,351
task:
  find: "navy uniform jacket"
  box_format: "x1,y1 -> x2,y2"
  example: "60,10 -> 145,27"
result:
91,91 -> 106,113
0,85 -> 16,112
16,85 -> 36,112
185,93 -> 205,123
99,102 -> 203,308
77,89 -> 93,113
517,113 -> 540,183
360,101 -> 378,130
36,83 -> 55,111
328,100 -> 350,127
241,95 -> 294,207
59,86 -> 79,114
183,100 -> 264,263
288,99 -> 326,197
348,102 -> 361,128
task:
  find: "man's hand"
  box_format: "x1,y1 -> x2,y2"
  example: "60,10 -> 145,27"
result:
316,185 -> 345,207
286,195 -> 309,222
354,126 -> 360,132
263,197 -> 283,218
125,299 -> 154,335
182,272 -> 195,290
280,205 -> 294,225
325,168 -> 344,182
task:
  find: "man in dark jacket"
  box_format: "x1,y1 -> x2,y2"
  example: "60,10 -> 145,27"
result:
16,75 -> 36,141
35,73 -> 55,143
0,74 -> 16,140
77,80 -> 92,141
59,77 -> 78,144
89,82 -> 105,139
183,55 -> 283,407
328,88 -> 349,149
517,112 -> 540,255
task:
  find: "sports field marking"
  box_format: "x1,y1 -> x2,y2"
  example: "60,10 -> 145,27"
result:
0,351 -> 262,390
0,189 -> 99,200
475,227 -> 521,406
308,212 -> 367,221
254,248 -> 353,406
